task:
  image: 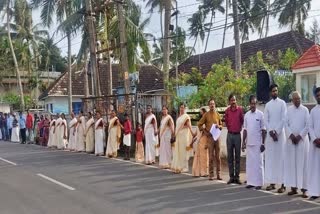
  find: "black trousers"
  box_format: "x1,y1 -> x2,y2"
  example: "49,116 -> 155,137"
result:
124,145 -> 130,159
226,133 -> 241,179
20,128 -> 27,143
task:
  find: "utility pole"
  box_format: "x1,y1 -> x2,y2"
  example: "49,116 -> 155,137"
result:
175,1 -> 178,90
85,0 -> 101,97
232,0 -> 242,72
117,0 -> 131,111
163,0 -> 171,90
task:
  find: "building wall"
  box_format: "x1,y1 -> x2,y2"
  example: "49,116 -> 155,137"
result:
44,96 -> 83,114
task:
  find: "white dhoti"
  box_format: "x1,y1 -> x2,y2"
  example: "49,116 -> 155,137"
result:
123,134 -> 131,147
11,127 -> 20,143
246,145 -> 264,187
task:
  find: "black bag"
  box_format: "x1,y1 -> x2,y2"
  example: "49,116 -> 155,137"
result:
260,144 -> 265,153
170,136 -> 175,144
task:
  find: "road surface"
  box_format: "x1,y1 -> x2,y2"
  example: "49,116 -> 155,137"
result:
0,141 -> 319,214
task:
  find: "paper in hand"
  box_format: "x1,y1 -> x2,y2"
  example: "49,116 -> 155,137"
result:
210,124 -> 221,141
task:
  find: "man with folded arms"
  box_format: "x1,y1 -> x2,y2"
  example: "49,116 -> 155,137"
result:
264,84 -> 287,193
198,98 -> 223,181
307,87 -> 320,200
225,94 -> 244,184
242,95 -> 266,190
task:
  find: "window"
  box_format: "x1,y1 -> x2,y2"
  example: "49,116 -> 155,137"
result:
72,102 -> 82,114
301,74 -> 317,103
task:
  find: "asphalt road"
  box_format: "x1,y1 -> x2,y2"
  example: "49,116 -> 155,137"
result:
0,141 -> 320,214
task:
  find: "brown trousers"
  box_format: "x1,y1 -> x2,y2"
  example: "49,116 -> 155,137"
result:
206,135 -> 221,177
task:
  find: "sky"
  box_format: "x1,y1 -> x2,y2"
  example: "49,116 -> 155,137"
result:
32,0 -> 320,57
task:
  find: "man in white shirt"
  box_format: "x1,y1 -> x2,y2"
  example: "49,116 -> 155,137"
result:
242,95 -> 266,190
264,84 -> 287,193
307,87 -> 320,200
284,91 -> 309,198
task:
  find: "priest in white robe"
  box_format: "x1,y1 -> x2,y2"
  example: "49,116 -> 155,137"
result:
76,111 -> 86,152
144,105 -> 158,165
264,84 -> 287,193
284,91 -> 309,198
307,87 -> 320,200
69,112 -> 78,151
242,95 -> 266,190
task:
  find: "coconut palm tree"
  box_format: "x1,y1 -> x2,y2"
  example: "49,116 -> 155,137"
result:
188,8 -> 206,53
2,0 -> 26,110
32,0 -> 83,114
199,0 -> 225,52
143,0 -> 176,39
251,0 -> 271,38
273,0 -> 311,32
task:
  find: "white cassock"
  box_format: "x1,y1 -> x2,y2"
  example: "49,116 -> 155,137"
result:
47,119 -> 56,147
69,118 -> 78,150
284,104 -> 309,190
244,109 -> 265,187
55,117 -> 63,148
264,97 -> 287,184
307,104 -> 320,197
76,116 -> 86,152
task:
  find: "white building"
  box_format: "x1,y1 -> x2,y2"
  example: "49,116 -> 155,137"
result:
292,44 -> 320,105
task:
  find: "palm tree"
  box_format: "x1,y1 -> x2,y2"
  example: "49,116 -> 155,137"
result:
222,0 -> 230,48
32,0 -> 83,114
3,0 -> 25,110
188,8 -> 206,53
143,0 -> 176,39
273,0 -> 311,32
232,0 -> 241,72
237,0 -> 254,42
200,0 -> 225,53
251,0 -> 271,38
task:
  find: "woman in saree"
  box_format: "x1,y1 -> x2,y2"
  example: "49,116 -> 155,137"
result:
85,112 -> 95,153
47,115 -> 56,148
106,110 -> 122,158
171,103 -> 196,174
192,108 -> 209,177
144,105 -> 158,165
95,111 -> 105,156
159,106 -> 174,169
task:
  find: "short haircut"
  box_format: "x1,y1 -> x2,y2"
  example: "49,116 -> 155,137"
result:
147,105 -> 152,109
80,110 -> 84,114
291,91 -> 301,99
208,98 -> 215,105
228,94 -> 235,101
179,103 -> 186,108
162,105 -> 168,110
315,87 -> 320,95
249,95 -> 257,103
200,107 -> 207,113
269,83 -> 278,92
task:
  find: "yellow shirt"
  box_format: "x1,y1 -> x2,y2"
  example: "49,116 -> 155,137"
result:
197,110 -> 223,132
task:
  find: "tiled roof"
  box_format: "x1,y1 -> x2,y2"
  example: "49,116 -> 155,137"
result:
291,44 -> 320,70
39,64 -> 164,100
172,31 -> 314,76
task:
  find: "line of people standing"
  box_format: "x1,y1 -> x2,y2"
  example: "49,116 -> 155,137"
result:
8,84 -> 320,201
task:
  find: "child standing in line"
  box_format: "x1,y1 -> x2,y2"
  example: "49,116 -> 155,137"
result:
135,122 -> 144,163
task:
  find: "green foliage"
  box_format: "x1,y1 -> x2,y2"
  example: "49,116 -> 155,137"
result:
186,60 -> 254,108
1,93 -> 33,110
174,48 -> 299,108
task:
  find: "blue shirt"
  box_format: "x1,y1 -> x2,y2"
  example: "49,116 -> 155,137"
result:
19,115 -> 26,129
7,116 -> 13,129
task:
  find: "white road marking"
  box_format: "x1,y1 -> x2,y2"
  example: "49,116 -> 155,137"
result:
37,173 -> 76,191
0,157 -> 17,166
